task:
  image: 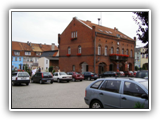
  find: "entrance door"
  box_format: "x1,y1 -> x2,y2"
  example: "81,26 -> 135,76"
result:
81,62 -> 88,73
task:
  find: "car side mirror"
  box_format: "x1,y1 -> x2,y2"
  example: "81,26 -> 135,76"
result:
141,94 -> 148,100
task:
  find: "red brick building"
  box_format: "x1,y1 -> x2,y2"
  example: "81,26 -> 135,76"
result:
58,17 -> 136,74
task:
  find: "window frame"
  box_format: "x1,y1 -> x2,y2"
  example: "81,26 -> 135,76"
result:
90,80 -> 104,89
100,80 -> 121,93
123,81 -> 147,98
104,46 -> 107,56
68,47 -> 71,54
98,45 -> 101,55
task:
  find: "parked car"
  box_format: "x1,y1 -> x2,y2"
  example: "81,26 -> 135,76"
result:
99,71 -> 117,78
133,71 -> 137,76
82,72 -> 98,80
12,72 -> 30,86
124,71 -> 134,77
84,77 -> 148,108
116,71 -> 125,77
67,72 -> 84,82
31,72 -> 54,84
135,70 -> 148,79
53,72 -> 72,83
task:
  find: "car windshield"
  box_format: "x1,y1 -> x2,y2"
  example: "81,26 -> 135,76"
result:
43,72 -> 52,76
136,71 -> 148,78
18,72 -> 29,77
59,72 -> 67,75
139,81 -> 148,90
129,71 -> 133,73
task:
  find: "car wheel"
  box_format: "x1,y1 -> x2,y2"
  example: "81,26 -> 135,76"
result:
50,81 -> 53,84
39,80 -> 43,84
90,100 -> 103,108
72,78 -> 76,82
31,80 -> 34,83
12,82 -> 15,86
88,77 -> 91,81
26,83 -> 29,86
67,81 -> 69,82
80,80 -> 82,82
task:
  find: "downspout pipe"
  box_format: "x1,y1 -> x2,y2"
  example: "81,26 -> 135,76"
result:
94,32 -> 97,73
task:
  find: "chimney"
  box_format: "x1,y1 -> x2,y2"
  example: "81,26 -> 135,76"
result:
39,43 -> 42,48
98,18 -> 101,25
114,27 -> 118,31
52,43 -> 55,50
134,37 -> 136,41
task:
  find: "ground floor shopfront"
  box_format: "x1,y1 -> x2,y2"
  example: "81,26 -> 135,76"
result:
59,55 -> 134,74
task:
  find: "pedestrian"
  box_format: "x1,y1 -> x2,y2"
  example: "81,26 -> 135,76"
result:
38,66 -> 41,72
31,68 -> 36,77
58,68 -> 61,72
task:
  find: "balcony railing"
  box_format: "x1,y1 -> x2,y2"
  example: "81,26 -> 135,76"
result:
109,54 -> 129,61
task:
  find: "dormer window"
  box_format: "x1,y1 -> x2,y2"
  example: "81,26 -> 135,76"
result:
14,51 -> 20,56
98,29 -> 103,32
25,51 -> 31,55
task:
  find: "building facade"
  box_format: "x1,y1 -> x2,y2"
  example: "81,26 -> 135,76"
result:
58,17 -> 136,74
12,41 -> 58,70
135,47 -> 148,69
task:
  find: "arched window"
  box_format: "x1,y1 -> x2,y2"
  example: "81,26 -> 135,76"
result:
126,49 -> 129,55
68,47 -> 71,54
122,48 -> 124,54
98,45 -> 101,55
130,50 -> 133,57
111,47 -> 114,54
104,46 -> 107,56
78,46 -> 81,53
117,48 -> 119,54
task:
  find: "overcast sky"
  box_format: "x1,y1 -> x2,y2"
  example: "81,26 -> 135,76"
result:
11,10 -> 146,47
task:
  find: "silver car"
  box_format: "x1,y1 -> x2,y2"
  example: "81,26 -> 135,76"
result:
84,77 -> 148,108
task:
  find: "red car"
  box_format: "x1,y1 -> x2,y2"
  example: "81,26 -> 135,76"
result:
67,72 -> 84,82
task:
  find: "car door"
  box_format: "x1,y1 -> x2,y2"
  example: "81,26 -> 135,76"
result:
34,73 -> 41,82
53,72 -> 58,81
120,81 -> 148,108
99,80 -> 121,108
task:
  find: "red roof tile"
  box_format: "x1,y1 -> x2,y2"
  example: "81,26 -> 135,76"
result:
79,19 -> 133,41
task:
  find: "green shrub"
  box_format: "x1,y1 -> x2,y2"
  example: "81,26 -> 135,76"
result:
134,102 -> 145,108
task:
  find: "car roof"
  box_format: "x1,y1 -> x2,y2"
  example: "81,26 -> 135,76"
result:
97,77 -> 147,83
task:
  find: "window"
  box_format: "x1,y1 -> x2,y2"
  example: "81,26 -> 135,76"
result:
46,60 -> 48,64
123,82 -> 146,98
122,49 -> 124,54
98,45 -> 101,55
126,49 -> 129,55
111,47 -> 113,54
146,54 -> 148,58
71,31 -> 77,38
91,80 -> 103,89
68,47 -> 71,54
15,57 -> 17,61
36,52 -> 41,56
19,57 -> 21,61
14,51 -> 20,56
25,51 -> 31,55
104,46 -> 107,56
78,46 -> 81,53
130,50 -> 133,57
72,65 -> 75,71
142,54 -> 144,58
100,80 -> 121,93
117,48 -> 119,54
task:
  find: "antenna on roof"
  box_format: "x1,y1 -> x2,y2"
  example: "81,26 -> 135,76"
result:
98,18 -> 100,25
100,12 -> 102,25
98,12 -> 102,25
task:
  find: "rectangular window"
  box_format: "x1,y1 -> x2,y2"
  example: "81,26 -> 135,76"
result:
19,57 -> 21,61
14,51 -> 20,56
25,52 -> 31,55
46,60 -> 48,64
71,31 -> 77,38
36,52 -> 41,56
15,57 -> 17,61
105,47 -> 107,56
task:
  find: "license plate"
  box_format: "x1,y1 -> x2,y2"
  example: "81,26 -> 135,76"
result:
80,75 -> 82,77
95,75 -> 97,77
47,80 -> 51,82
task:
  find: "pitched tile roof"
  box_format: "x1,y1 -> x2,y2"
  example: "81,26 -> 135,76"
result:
12,41 -> 58,52
78,19 -> 134,41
